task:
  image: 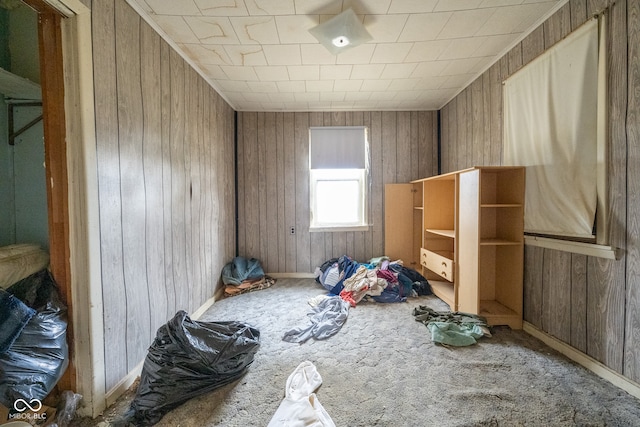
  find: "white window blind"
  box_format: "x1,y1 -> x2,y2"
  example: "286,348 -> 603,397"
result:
503,18 -> 601,239
309,126 -> 370,230
309,127 -> 367,169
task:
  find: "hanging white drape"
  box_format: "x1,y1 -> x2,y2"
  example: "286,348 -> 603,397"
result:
503,18 -> 600,238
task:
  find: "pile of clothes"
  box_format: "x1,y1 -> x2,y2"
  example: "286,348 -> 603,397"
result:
314,255 -> 431,307
222,256 -> 275,297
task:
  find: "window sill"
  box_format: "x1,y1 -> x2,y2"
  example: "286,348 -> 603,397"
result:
524,235 -> 619,260
309,225 -> 370,233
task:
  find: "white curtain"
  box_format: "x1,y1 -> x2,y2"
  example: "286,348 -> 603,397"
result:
503,19 -> 599,238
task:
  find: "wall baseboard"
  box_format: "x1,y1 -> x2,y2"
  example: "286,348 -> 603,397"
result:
523,322 -> 640,400
268,272 -> 315,279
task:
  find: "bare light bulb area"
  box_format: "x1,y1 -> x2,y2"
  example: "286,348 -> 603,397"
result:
332,36 -> 350,47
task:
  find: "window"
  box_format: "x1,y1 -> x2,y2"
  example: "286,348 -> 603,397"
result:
503,16 -> 607,244
309,126 -> 370,231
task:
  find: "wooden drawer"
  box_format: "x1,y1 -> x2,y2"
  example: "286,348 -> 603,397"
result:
420,248 -> 454,282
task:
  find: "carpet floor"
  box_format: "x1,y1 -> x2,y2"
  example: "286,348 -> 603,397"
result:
80,278 -> 640,426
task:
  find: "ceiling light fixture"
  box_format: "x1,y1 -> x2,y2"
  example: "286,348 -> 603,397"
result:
309,8 -> 372,55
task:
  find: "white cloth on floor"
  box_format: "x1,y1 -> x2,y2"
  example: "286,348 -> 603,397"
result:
268,361 -> 335,427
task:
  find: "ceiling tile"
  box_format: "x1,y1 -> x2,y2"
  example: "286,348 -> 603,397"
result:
437,8 -> 497,39
415,75 -> 449,89
320,65 -> 353,80
275,15 -> 318,44
145,0 -> 200,15
439,57 -> 484,75
277,80 -> 306,92
245,0 -> 296,15
350,1 -> 393,15
306,80 -> 334,92
437,37 -> 487,60
300,44 -> 337,65
254,65 -> 290,81
480,0 -> 526,7
222,45 -> 267,66
361,79 -> 393,91
433,0 -> 484,12
404,39 -> 451,62
263,44 -> 302,65
216,79 -> 250,91
364,14 -> 408,43
320,91 -> 346,101
193,0 -> 249,16
398,12 -> 452,41
370,43 -> 413,63
269,92 -> 296,102
388,78 -> 422,90
351,64 -> 386,80
334,79 -> 363,91
153,16 -> 199,43
220,65 -> 259,80
335,44 -> 376,65
380,63 -> 418,79
198,64 -> 227,79
388,0 -> 438,14
230,16 -> 280,44
293,0 -> 342,16
411,61 -> 450,77
179,43 -> 233,65
287,65 -> 320,80
183,16 -> 239,44
344,91 -> 372,101
246,81 -> 279,92
440,74 -> 476,88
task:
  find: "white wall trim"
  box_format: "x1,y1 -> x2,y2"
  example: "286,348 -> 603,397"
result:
268,272 -> 316,279
523,322 -> 640,400
59,1 -> 106,418
524,235 -> 618,259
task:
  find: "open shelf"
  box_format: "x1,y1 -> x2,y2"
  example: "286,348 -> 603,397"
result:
426,229 -> 455,238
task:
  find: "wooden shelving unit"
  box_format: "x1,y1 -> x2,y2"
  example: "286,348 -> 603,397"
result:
385,167 -> 525,329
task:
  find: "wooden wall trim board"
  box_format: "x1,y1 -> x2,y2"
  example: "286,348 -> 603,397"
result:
524,322 -> 640,400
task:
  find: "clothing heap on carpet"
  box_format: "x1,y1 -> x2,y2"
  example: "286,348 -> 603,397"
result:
413,306 -> 491,346
283,255 -> 432,343
221,256 -> 276,297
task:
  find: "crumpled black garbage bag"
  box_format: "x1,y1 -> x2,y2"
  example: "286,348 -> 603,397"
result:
221,256 -> 265,285
121,310 -> 260,426
0,269 -> 69,409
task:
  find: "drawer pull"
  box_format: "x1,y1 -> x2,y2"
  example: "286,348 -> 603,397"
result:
441,271 -> 447,277
441,261 -> 447,267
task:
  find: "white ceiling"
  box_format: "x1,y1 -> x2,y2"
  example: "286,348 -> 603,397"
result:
130,0 -> 566,112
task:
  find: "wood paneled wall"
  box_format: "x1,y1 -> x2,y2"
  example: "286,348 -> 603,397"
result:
440,0 -> 640,384
91,0 -> 235,392
237,111 -> 438,273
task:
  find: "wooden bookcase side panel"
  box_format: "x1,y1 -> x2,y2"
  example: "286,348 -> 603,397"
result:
384,184 -> 417,267
457,169 -> 480,314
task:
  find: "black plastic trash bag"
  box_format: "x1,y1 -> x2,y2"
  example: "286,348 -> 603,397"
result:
121,310 -> 260,426
0,269 -> 69,409
221,256 -> 265,285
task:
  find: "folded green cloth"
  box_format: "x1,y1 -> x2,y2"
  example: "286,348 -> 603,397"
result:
413,306 -> 490,346
427,322 -> 485,346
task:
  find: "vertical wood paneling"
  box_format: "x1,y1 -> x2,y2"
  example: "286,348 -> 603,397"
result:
92,0 -> 126,389
243,112 -> 259,258
472,79 -> 484,166
456,90 -> 467,170
587,0 -> 627,373
94,1 -> 235,392
295,113 -> 311,271
238,110 -> 437,269
571,254 -> 588,353
257,113 -> 269,270
481,73 -> 492,166
265,113 -> 279,273
439,0 -> 636,384
283,113 -> 296,271
542,250 -> 572,343
115,0 -> 150,371
140,22 -> 167,333
169,50 -> 188,314
625,0 -> 640,383
523,246 -> 544,327
237,112 -> 246,257
160,39 -> 175,321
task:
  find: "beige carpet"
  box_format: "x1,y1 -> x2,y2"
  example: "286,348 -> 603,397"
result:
80,278 -> 640,426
